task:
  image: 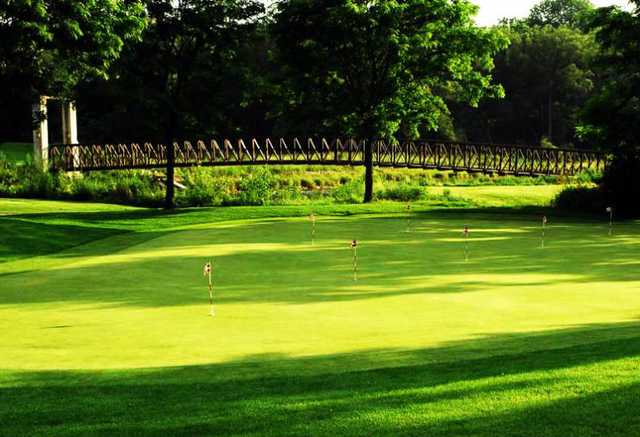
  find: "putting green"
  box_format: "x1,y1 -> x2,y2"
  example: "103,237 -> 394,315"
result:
1,199 -> 640,436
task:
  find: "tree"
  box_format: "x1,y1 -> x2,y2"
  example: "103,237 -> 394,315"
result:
454,23 -> 597,146
0,0 -> 146,98
579,1 -> 640,149
527,0 -> 594,29
113,0 -> 264,209
272,0 -> 507,202
578,1 -> 640,216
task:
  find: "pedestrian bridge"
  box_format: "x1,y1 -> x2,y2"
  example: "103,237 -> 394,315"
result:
48,138 -> 608,176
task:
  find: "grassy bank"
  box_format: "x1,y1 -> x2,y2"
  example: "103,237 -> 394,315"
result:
0,153 -> 594,208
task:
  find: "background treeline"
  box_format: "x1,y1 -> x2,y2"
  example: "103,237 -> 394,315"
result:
1,0 -> 639,213
0,0 -> 630,149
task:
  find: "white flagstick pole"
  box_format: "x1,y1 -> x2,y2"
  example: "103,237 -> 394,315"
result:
310,213 -> 316,245
351,239 -> 358,281
607,207 -> 613,235
406,203 -> 411,232
541,215 -> 547,249
203,261 -> 215,317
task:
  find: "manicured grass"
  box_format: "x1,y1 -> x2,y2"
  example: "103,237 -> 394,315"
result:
0,142 -> 31,163
1,194 -> 639,436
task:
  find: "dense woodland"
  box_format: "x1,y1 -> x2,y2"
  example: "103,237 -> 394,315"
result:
0,0 -> 639,211
0,0 -> 636,148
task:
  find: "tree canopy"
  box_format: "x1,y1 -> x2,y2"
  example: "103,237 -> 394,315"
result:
456,22 -> 596,146
579,0 -> 640,150
0,0 -> 147,98
272,0 -> 507,201
527,0 -> 594,29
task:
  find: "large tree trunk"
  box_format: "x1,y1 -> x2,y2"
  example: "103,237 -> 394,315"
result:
363,139 -> 374,203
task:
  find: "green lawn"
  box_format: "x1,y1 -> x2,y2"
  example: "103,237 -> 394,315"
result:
1,192 -> 639,436
0,142 -> 32,163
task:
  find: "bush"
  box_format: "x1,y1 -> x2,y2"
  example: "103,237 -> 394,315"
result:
553,186 -> 606,213
601,151 -> 640,218
574,169 -> 602,185
375,184 -> 424,202
178,167 -> 233,207
236,166 -> 276,206
332,179 -> 363,204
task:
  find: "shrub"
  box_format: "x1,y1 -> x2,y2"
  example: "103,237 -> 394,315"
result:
600,151 -> 640,218
178,167 -> 232,207
332,178 -> 363,204
237,166 -> 276,206
376,184 -> 424,202
574,169 -> 602,185
553,186 -> 606,213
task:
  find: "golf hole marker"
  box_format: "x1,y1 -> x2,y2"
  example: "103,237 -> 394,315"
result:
351,239 -> 358,281
606,206 -> 613,235
541,215 -> 548,248
406,203 -> 411,232
309,213 -> 316,245
203,261 -> 215,317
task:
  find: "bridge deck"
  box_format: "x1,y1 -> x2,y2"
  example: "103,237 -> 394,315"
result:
48,138 -> 608,176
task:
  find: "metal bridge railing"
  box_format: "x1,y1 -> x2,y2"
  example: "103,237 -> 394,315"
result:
49,138 -> 609,176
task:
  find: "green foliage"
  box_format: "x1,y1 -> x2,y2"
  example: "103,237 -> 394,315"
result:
178,168 -> 235,207
600,152 -> 640,218
0,157 -> 591,208
272,0 -> 508,139
0,143 -> 31,163
457,23 -> 597,146
236,167 -> 277,206
0,0 -> 146,97
331,178 -> 364,204
375,184 -> 424,202
554,154 -> 640,218
527,0 -> 595,29
553,185 -> 605,212
578,1 -> 640,150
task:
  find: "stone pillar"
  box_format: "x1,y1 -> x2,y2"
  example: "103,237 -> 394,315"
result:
32,96 -> 49,167
61,101 -> 78,144
61,101 -> 80,169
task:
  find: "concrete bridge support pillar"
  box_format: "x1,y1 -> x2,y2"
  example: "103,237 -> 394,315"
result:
61,101 -> 80,169
61,101 -> 78,145
32,97 -> 79,170
32,96 -> 49,167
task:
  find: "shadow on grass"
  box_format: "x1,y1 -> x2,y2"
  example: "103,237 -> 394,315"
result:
2,321 -> 640,436
0,218 -> 125,263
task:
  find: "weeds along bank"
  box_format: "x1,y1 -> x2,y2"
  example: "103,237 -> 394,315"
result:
0,155 -> 598,208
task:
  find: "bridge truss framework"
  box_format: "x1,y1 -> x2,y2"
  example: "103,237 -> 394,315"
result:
49,138 -> 609,176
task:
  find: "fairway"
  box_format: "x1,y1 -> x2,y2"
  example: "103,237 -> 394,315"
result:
1,198 -> 640,436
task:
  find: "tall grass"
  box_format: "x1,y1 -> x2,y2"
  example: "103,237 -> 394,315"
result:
0,155 -> 600,208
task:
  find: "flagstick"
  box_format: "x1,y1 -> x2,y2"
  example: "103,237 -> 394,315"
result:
208,268 -> 214,317
310,214 -> 316,245
351,240 -> 358,281
541,216 -> 547,249
406,203 -> 411,232
203,261 -> 215,317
